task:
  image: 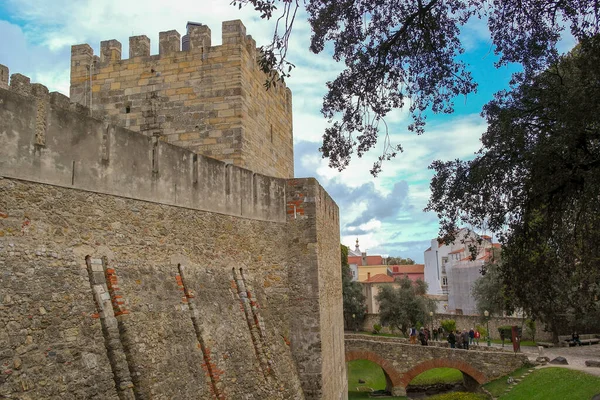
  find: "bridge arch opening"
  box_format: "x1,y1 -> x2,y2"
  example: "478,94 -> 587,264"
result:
401,358 -> 486,393
345,350 -> 403,395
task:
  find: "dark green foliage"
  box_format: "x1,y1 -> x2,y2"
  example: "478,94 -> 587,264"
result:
232,0 -> 598,175
372,324 -> 382,334
524,319 -> 536,342
440,319 -> 456,334
471,254 -> 506,317
376,277 -> 434,336
497,326 -> 521,342
385,257 -> 415,265
341,245 -> 366,330
427,37 -> 600,343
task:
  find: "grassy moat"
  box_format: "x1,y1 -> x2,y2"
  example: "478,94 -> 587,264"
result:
347,360 -> 600,399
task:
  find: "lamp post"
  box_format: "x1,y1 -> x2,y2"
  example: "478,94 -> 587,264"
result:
352,313 -> 356,332
484,310 -> 491,346
429,311 -> 434,340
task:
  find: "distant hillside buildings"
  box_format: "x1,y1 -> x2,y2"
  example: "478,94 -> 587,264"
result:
424,228 -> 499,315
351,228 -> 499,317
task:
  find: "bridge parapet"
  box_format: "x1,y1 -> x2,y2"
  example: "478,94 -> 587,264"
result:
345,335 -> 528,396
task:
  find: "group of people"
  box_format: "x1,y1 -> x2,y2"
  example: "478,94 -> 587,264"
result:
408,326 -> 481,348
409,327 -> 431,345
447,328 -> 480,350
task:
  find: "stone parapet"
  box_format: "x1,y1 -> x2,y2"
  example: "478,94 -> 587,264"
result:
0,83 -> 286,223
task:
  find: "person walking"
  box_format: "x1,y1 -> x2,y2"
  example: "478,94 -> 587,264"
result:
419,328 -> 428,346
410,327 -> 417,344
469,328 -> 475,345
448,331 -> 456,348
474,329 -> 480,345
462,329 -> 470,350
456,330 -> 463,349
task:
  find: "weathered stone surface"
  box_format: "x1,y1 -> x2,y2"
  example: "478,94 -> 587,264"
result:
70,20 -> 294,179
0,177 -> 310,399
550,356 -> 569,365
585,360 -> 600,368
0,87 -> 286,223
536,356 -> 550,364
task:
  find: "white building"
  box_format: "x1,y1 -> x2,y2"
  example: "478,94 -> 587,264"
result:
423,228 -> 498,315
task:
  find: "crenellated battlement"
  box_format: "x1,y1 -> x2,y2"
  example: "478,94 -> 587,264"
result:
69,19 -> 293,179
0,78 -> 286,222
0,65 -> 92,117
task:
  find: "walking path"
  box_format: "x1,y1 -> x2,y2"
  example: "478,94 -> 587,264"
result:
520,344 -> 600,377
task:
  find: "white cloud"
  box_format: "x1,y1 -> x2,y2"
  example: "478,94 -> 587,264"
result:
1,1 -> 494,263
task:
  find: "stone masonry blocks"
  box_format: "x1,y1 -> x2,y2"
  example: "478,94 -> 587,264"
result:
9,73 -> 31,96
101,39 -> 122,63
222,20 -> 246,44
68,19 -> 294,179
129,35 -> 150,58
159,30 -> 181,55
0,64 -> 8,88
187,22 -> 211,51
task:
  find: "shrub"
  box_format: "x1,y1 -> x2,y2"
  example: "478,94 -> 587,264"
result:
524,319 -> 536,341
498,325 -> 522,341
441,319 -> 456,333
372,324 -> 382,334
476,324 -> 488,339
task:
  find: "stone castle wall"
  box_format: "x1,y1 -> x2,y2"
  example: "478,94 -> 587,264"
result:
0,73 -> 285,223
285,179 -> 347,400
0,63 -> 343,399
70,20 -> 293,179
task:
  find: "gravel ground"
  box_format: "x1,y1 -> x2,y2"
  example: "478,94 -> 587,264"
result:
520,344 -> 600,377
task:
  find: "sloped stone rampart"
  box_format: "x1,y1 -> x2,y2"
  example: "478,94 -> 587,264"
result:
0,177 -> 307,399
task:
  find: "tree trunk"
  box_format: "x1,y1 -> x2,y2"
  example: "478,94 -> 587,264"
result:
551,325 -> 559,344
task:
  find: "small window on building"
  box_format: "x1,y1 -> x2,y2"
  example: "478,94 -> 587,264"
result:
442,256 -> 448,265
125,106 -> 131,114
442,277 -> 448,286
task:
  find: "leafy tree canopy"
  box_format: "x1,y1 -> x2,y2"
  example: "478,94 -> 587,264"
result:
471,253 -> 506,317
427,37 -> 600,342
232,0 -> 598,175
385,257 -> 415,265
375,277 -> 434,336
341,245 -> 366,329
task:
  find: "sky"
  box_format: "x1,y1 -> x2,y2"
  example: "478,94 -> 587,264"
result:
0,0 -> 575,263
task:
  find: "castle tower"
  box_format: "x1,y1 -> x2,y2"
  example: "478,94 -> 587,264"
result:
70,20 -> 294,179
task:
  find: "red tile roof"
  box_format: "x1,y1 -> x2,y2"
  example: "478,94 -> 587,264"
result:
364,274 -> 395,283
348,255 -> 384,266
389,264 -> 425,274
448,248 -> 464,254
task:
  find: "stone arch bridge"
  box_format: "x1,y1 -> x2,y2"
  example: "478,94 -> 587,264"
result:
345,334 -> 528,396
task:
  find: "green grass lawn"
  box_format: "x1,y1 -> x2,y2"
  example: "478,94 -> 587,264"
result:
499,367 -> 600,399
347,361 -> 466,399
409,368 -> 464,385
483,366 -> 531,397
347,360 -> 407,399
427,393 -> 488,400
